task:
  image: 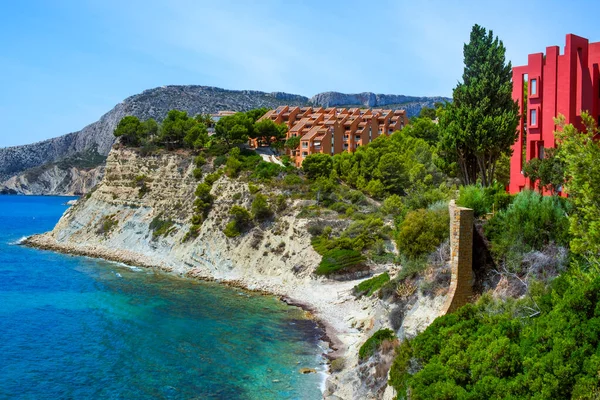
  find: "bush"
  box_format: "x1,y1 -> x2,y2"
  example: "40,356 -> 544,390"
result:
354,272 -> 390,297
457,182 -> 513,217
204,171 -> 221,186
192,168 -> 203,180
248,183 -> 260,194
223,205 -> 252,237
251,194 -> 272,221
223,221 -> 241,237
275,194 -> 287,212
150,215 -> 175,239
396,208 -> 449,259
214,155 -> 228,168
252,161 -> 282,180
283,174 -> 303,186
315,249 -> 366,276
194,154 -> 206,167
484,190 -> 571,269
358,329 -> 396,360
389,276 -> 600,399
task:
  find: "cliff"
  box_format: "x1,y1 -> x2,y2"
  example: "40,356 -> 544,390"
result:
0,86 -> 446,195
24,147 -> 449,398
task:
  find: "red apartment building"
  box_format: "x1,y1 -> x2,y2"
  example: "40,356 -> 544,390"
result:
509,34 -> 600,194
257,106 -> 408,167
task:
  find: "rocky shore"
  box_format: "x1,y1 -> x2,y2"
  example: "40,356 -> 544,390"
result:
22,147 -> 447,399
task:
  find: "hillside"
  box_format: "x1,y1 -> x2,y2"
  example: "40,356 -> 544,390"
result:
0,86 -> 448,195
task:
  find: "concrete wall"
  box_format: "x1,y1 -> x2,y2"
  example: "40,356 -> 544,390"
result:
441,200 -> 474,314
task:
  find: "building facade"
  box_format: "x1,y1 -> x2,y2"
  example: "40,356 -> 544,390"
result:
509,34 -> 600,194
257,106 -> 408,167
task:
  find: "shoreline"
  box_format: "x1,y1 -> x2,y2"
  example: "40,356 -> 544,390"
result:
23,234 -> 350,367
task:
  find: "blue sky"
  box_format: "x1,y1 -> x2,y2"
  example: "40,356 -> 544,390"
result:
1,0 -> 600,147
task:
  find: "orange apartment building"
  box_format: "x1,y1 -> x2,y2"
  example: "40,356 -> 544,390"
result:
257,106 -> 408,167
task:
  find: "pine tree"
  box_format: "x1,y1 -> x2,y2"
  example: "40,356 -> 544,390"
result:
439,24 -> 519,186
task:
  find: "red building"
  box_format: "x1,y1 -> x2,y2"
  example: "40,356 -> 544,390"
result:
509,34 -> 600,194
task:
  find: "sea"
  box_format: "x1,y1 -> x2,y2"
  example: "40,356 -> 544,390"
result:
0,196 -> 325,399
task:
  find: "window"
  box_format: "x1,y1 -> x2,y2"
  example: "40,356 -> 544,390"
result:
530,109 -> 537,126
530,79 -> 537,95
302,142 -> 308,148
302,152 -> 308,157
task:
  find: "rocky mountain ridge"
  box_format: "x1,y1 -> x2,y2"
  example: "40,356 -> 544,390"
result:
0,85 -> 449,195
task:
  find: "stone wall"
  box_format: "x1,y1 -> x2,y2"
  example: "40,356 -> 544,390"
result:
441,200 -> 474,314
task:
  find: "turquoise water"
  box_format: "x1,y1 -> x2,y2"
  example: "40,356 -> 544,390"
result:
0,196 -> 325,399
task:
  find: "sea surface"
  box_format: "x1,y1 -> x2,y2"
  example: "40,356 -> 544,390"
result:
0,196 -> 325,399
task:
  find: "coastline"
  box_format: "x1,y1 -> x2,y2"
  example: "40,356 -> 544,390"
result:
23,233 -> 376,395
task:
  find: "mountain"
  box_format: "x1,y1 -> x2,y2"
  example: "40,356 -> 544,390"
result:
0,85 -> 449,195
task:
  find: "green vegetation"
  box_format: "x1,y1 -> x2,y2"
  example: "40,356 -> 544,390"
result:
315,249 -> 366,276
359,329 -> 396,360
96,214 -> 118,235
389,276 -> 600,399
223,205 -> 252,238
485,190 -> 570,271
302,153 -> 333,180
439,24 -> 519,186
354,272 -> 390,297
149,215 -> 175,239
396,208 -> 449,259
456,182 -> 512,217
332,130 -> 444,199
251,193 -> 272,221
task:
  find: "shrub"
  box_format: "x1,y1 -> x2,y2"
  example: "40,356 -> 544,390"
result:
206,141 -> 229,157
223,205 -> 252,238
457,182 -> 513,217
192,168 -> 203,180
354,272 -> 390,297
225,155 -> 242,177
96,214 -> 118,235
149,215 -> 175,239
315,249 -> 366,276
275,194 -> 287,212
396,208 -> 449,259
223,221 -> 241,237
214,155 -> 228,168
251,194 -> 272,221
194,154 -> 206,167
484,190 -> 571,269
248,183 -> 260,194
252,161 -> 282,180
358,329 -> 396,360
204,171 -> 221,186
283,174 -> 303,186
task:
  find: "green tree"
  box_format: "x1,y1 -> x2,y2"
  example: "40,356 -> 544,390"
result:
439,24 -> 519,186
302,153 -> 333,180
114,116 -> 143,146
253,119 -> 288,146
142,118 -> 159,141
555,112 -> 600,267
403,117 -> 440,145
285,136 -> 301,151
214,113 -> 254,147
184,123 -> 209,149
522,147 -> 565,195
159,110 -> 196,149
251,193 -> 272,221
245,107 -> 269,122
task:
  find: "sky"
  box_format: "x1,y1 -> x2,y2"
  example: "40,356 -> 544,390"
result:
1,0 -> 600,147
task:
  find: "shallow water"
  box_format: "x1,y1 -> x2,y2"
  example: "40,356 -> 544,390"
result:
0,196 -> 324,399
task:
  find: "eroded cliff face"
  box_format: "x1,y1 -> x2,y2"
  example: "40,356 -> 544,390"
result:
37,147 -> 322,284
26,147 -> 447,399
